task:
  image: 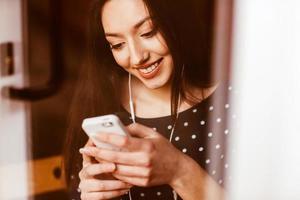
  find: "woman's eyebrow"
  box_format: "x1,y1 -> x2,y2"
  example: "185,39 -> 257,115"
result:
105,16 -> 151,37
133,16 -> 151,29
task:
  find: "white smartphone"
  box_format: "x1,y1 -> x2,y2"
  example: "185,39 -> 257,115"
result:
82,114 -> 129,150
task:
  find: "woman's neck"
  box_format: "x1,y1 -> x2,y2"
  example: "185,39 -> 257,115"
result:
134,77 -> 172,104
121,76 -> 173,118
121,75 -> 218,118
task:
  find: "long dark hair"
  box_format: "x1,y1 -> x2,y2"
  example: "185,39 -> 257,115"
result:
63,0 -> 215,191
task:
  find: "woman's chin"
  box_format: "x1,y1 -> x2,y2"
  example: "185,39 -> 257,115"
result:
141,78 -> 170,90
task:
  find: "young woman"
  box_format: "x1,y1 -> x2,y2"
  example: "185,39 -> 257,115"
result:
64,0 -> 230,199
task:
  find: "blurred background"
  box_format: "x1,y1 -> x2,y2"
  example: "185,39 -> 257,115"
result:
0,0 -> 92,199
1,0 -> 300,200
0,0 -> 215,199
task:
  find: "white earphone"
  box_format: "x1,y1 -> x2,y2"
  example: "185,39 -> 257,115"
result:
128,73 -> 136,124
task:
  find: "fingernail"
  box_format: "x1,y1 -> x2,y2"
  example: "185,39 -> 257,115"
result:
79,148 -> 90,154
107,163 -> 116,170
112,163 -> 116,169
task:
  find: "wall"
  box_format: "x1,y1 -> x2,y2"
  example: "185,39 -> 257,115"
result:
229,0 -> 300,199
0,0 -> 29,199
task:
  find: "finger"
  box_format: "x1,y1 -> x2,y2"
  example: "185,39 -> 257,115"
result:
80,189 -> 129,200
79,179 -> 132,192
79,163 -> 116,179
80,147 -> 151,167
113,164 -> 151,178
126,123 -> 157,138
81,139 -> 95,166
94,157 -> 106,163
81,153 -> 93,167
93,132 -> 155,152
84,138 -> 95,147
113,174 -> 149,187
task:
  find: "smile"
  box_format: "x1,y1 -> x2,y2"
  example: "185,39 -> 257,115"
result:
137,58 -> 163,79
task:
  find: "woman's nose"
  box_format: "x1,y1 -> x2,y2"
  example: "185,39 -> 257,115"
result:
128,40 -> 149,66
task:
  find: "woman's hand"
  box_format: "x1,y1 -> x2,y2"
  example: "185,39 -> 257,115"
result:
78,139 -> 132,200
79,123 -> 187,187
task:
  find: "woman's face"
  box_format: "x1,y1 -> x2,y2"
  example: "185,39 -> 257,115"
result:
101,0 -> 174,89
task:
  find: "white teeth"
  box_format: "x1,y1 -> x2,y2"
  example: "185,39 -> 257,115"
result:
139,62 -> 159,74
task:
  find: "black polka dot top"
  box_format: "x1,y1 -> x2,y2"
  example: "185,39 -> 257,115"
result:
71,80 -> 232,200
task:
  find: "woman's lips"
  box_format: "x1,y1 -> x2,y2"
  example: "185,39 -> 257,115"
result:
137,58 -> 163,79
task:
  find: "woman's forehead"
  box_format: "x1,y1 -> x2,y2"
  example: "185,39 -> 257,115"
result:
101,0 -> 151,33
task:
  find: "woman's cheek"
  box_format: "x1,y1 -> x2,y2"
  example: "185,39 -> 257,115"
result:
112,51 -> 130,70
145,36 -> 169,56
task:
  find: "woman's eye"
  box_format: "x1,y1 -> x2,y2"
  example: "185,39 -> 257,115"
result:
110,43 -> 123,50
141,29 -> 157,38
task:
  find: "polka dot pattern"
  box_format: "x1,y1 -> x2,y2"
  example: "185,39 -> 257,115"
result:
71,80 -> 232,200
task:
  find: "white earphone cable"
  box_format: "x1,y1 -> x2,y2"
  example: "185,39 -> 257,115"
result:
128,73 -> 136,124
127,73 -> 134,200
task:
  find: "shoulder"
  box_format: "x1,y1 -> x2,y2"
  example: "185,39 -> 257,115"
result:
185,82 -> 219,102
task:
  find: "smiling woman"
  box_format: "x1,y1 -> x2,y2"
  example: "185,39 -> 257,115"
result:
63,0 -> 229,200
101,0 -> 174,90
